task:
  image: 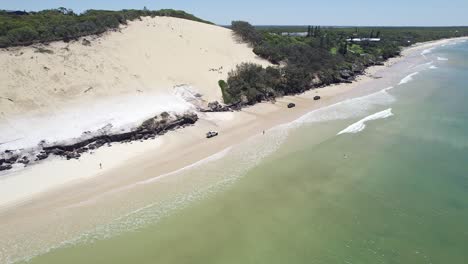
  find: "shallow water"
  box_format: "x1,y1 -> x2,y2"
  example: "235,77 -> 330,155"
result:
15,41 -> 468,263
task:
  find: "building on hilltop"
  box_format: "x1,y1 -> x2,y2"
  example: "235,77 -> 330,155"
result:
346,38 -> 381,42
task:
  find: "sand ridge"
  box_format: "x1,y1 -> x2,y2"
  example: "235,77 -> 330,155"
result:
2,37 -> 466,209
0,16 -> 270,151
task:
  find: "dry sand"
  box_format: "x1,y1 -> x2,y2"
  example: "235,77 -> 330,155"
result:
0,30 -> 466,263
1,36 -> 466,211
0,16 -> 268,116
0,16 -> 269,151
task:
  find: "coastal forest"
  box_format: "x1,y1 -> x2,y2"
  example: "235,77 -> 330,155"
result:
0,8 -> 212,47
1,8 -> 467,107
224,21 -> 468,105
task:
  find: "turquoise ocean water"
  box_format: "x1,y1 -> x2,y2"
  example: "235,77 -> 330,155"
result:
15,40 -> 468,264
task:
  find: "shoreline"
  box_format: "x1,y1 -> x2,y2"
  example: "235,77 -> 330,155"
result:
0,36 -> 466,264
0,36 -> 467,212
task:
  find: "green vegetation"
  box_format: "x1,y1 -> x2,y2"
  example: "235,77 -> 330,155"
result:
223,22 -> 468,105
218,80 -> 233,104
0,8 -> 212,48
224,63 -> 282,104
230,21 -> 262,46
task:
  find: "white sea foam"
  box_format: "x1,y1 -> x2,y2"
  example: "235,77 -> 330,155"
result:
337,108 -> 394,135
138,147 -> 233,185
30,121 -> 293,261
412,61 -> 433,69
0,91 -> 194,152
291,87 -> 395,127
437,57 -> 448,61
429,65 -> 438,69
66,86 -> 397,211
398,72 -> 419,85
1,86 -> 399,264
64,146 -> 233,209
421,48 -> 435,55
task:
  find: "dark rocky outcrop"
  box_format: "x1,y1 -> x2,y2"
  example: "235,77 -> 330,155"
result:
336,69 -> 355,83
201,101 -> 244,112
351,63 -> 365,74
207,101 -> 223,111
287,103 -> 296,108
17,156 -> 30,165
339,69 -> 354,79
35,151 -> 48,161
1,112 -> 199,170
4,155 -> 18,164
82,39 -> 91,46
314,96 -> 321,101
0,164 -> 12,171
42,112 -> 198,160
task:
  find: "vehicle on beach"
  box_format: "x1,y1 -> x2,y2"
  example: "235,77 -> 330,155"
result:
287,103 -> 296,108
206,131 -> 219,138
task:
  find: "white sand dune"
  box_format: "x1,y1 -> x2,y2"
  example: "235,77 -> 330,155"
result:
0,16 -> 269,150
0,26 -> 466,229
1,38 -> 468,264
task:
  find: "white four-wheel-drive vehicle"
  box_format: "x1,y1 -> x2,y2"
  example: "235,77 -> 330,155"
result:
206,131 -> 219,138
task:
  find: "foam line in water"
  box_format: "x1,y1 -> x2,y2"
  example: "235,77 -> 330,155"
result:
337,108 -> 394,135
383,86 -> 394,91
65,146 -> 233,208
411,61 -> 433,69
429,65 -> 438,69
398,72 -> 419,85
4,86 -> 399,264
437,57 -> 448,61
291,87 -> 395,126
137,146 -> 233,185
421,48 -> 434,56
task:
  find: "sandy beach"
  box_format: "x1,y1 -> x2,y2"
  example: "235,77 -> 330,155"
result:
1,36 -> 466,212
0,19 -> 466,261
0,16 -> 269,153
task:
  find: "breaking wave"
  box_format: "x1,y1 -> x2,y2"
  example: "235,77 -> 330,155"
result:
399,72 -> 419,85
2,86 -> 398,264
290,87 -> 395,127
337,108 -> 394,135
411,61 -> 433,69
437,57 -> 448,61
421,48 -> 434,56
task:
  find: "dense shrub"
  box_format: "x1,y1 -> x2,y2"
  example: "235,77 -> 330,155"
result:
218,80 -> 233,104
225,62 -> 317,104
224,21 -> 468,105
0,8 -> 212,48
225,63 -> 280,104
231,21 -> 262,46
6,26 -> 38,43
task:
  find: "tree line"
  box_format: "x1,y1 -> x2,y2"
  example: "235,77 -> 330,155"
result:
222,21 -> 468,105
0,8 -> 212,48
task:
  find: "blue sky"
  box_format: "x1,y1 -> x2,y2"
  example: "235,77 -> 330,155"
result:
2,0 -> 467,26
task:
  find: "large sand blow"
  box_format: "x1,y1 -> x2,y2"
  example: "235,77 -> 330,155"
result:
0,16 -> 269,150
